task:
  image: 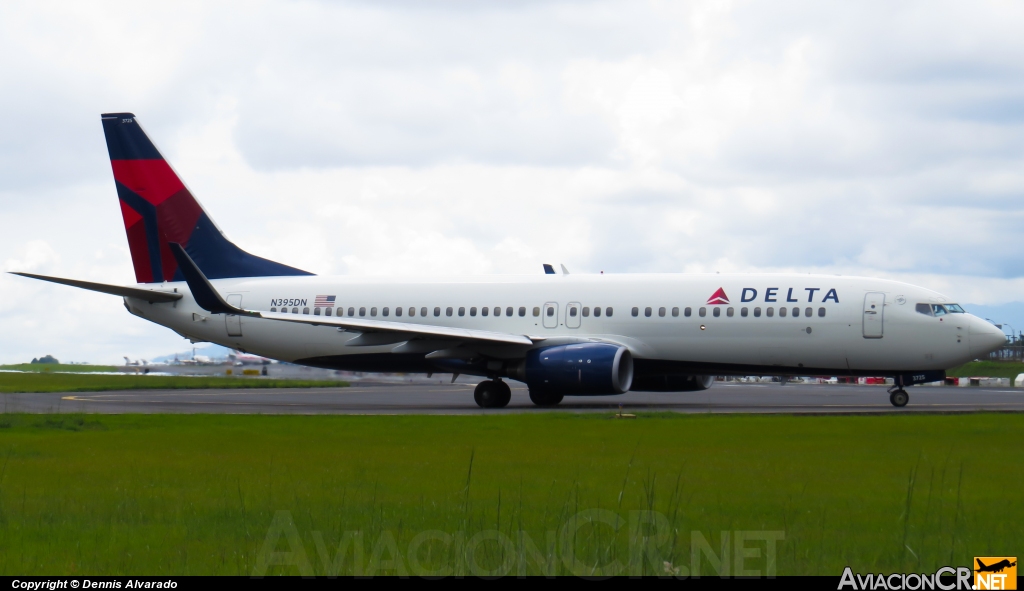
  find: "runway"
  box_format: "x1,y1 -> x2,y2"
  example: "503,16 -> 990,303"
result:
4,382 -> 1024,414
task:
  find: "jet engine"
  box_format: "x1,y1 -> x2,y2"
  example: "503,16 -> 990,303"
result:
507,343 -> 633,395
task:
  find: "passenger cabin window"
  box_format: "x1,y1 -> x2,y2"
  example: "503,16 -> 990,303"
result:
672,307 -> 679,317
470,307 -> 478,317
658,307 -> 666,317
447,307 -> 453,317
582,307 -> 590,317
713,307 -> 721,317
325,308 -> 332,317
632,307 -> 639,317
779,307 -> 787,317
348,307 -> 355,317
547,307 -> 555,317
684,307 -> 692,317
435,307 -> 441,317
506,307 -> 513,317
459,307 -> 466,316
593,307 -> 601,317
482,307 -> 489,317
370,307 -> 377,317
314,307 -> 321,315
292,307 -> 299,314
766,307 -> 774,317
519,306 -> 526,317
303,307 -> 310,315
805,307 -> 812,317
645,307 -> 652,317
396,307 -> 403,317
383,307 -> 389,317
818,307 -> 826,317
409,307 -> 416,317
741,307 -> 748,317
754,307 -> 761,317
359,307 -> 366,317
606,307 -> 613,317
699,307 -> 706,317
533,307 -> 541,317
421,307 -> 428,317
270,307 -> 277,313
792,307 -> 799,318
727,307 -> 734,317
569,307 -> 577,317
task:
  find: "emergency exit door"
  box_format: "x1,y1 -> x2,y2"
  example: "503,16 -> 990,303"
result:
543,302 -> 558,329
863,292 -> 884,338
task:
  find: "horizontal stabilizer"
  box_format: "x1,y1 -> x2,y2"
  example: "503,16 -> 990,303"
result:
9,272 -> 182,303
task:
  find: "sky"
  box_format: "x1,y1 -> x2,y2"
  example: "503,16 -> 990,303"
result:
1,0 -> 1024,364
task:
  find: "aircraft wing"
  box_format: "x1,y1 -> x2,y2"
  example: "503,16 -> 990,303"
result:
257,311 -> 536,346
168,242 -> 538,347
9,272 -> 183,303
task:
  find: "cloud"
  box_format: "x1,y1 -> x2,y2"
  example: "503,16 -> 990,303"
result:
1,0 -> 1024,363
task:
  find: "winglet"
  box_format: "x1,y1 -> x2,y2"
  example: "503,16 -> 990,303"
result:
169,243 -> 257,316
543,264 -> 555,275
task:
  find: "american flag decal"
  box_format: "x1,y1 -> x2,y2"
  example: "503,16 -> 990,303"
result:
314,295 -> 336,307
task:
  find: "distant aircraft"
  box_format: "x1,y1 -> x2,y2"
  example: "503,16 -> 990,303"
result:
976,558 -> 1016,573
229,349 -> 272,366
10,113 -> 1009,408
123,356 -> 149,366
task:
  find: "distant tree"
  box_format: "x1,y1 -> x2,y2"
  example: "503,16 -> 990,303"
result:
31,357 -> 38,364
32,355 -> 59,364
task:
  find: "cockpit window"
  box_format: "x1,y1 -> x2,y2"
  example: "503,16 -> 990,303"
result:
931,304 -> 947,316
915,303 -> 933,316
945,303 -> 965,313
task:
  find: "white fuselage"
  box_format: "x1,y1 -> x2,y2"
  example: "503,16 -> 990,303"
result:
124,272 -> 1005,380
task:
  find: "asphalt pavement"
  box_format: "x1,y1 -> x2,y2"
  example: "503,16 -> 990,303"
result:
3,381 -> 1024,415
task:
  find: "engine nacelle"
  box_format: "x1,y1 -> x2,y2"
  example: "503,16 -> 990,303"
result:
630,374 -> 715,392
508,343 -> 634,395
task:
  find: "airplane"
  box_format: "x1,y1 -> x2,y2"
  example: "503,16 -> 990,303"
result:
976,558 -> 1016,573
229,349 -> 272,366
9,113 -> 1009,408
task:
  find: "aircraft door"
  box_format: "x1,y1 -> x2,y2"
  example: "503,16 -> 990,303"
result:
566,302 -> 581,329
226,294 -> 243,337
863,292 -> 884,338
543,302 -> 558,329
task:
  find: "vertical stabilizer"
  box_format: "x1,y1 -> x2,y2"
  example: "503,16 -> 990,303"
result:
101,113 -> 312,283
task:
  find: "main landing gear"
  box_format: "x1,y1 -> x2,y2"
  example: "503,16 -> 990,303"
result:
888,387 -> 909,408
474,379 -> 512,409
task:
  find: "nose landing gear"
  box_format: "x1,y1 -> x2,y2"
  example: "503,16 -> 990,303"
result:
888,387 -> 909,407
474,379 -> 512,409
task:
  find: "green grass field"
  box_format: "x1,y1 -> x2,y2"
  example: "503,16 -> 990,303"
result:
0,364 -> 119,373
946,360 -> 1024,379
0,412 -> 1019,576
0,372 -> 349,393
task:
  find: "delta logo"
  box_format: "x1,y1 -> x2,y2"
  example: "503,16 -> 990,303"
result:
707,288 -> 730,305
974,557 -> 1016,590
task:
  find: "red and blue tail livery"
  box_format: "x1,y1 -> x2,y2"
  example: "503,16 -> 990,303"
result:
101,113 -> 312,283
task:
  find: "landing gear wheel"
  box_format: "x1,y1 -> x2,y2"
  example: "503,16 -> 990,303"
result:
474,380 -> 511,409
528,389 -> 564,407
889,389 -> 909,407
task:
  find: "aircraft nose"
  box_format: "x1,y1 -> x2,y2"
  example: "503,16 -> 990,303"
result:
970,317 -> 1006,358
